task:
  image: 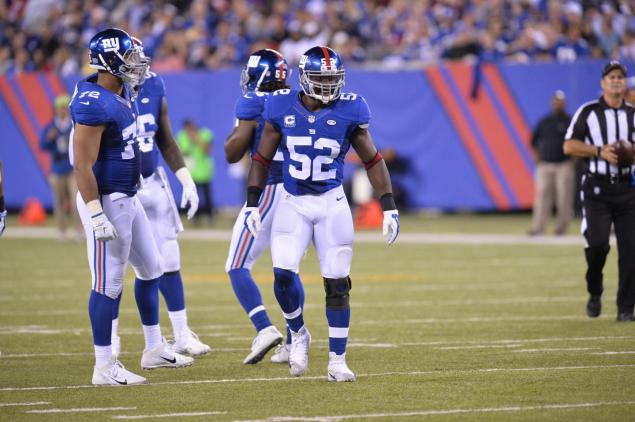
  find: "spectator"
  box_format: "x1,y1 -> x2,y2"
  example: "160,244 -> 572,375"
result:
529,90 -> 574,236
40,94 -> 81,240
3,0 -> 635,72
177,119 -> 215,224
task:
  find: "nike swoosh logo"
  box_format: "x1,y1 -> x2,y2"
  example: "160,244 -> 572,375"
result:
112,377 -> 127,385
161,355 -> 177,364
80,101 -> 90,105
336,196 -> 345,201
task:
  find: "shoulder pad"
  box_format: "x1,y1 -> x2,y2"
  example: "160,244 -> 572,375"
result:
70,90 -> 109,125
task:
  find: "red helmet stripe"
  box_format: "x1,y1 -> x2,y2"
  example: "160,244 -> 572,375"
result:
321,46 -> 331,69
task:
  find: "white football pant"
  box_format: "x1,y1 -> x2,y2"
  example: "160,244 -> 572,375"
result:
271,185 -> 353,278
225,183 -> 283,272
136,167 -> 183,272
77,191 -> 163,299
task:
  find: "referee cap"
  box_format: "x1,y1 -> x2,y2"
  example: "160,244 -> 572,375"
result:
602,60 -> 627,77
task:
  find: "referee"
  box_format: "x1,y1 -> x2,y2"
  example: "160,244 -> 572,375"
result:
563,60 -> 635,322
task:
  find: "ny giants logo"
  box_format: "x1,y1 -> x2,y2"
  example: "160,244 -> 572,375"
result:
101,37 -> 120,52
247,55 -> 261,68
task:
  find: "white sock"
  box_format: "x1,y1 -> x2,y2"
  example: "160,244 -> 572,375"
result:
168,310 -> 188,339
111,318 -> 119,340
94,345 -> 112,367
142,324 -> 162,350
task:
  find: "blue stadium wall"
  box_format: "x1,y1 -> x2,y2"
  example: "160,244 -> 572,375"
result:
0,60 -> 628,211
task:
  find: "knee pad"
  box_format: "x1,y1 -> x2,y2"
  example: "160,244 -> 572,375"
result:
274,267 -> 296,287
324,245 -> 353,279
324,276 -> 351,310
103,282 -> 123,300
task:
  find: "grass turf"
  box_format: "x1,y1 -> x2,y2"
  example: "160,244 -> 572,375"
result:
0,214 -> 634,421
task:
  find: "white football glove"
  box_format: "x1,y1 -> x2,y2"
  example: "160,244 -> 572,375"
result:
86,200 -> 117,241
176,168 -> 199,220
91,212 -> 118,241
181,184 -> 199,220
244,207 -> 262,238
0,210 -> 6,236
382,209 -> 400,245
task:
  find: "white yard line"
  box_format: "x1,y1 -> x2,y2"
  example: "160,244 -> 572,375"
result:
2,364 -> 634,392
0,297 -> 584,318
401,335 -> 635,346
511,347 -> 597,353
225,401 -> 635,421
112,411 -> 226,419
2,335 -> 632,358
2,227 -> 589,245
434,344 -> 522,350
377,315 -> 591,324
0,348 -> 247,359
27,407 -> 136,414
0,402 -> 49,407
593,351 -> 635,355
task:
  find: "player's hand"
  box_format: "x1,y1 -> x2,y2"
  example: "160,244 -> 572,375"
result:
0,210 -> 6,236
175,167 -> 199,219
382,209 -> 399,245
181,184 -> 199,220
244,207 -> 262,238
91,212 -> 118,241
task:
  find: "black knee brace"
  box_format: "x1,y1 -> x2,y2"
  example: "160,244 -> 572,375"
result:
323,276 -> 352,309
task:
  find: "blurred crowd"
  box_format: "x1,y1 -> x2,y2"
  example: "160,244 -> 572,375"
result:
2,0 -> 635,75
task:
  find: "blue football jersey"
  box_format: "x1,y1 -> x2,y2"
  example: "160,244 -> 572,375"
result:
69,74 -> 140,196
235,91 -> 283,185
263,89 -> 371,195
136,72 -> 165,178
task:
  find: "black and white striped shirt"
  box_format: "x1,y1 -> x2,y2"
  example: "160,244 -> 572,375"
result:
565,96 -> 635,176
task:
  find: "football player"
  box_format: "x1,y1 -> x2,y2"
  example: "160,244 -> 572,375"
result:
244,46 -> 400,382
109,37 -> 211,359
224,49 -> 305,364
70,28 -> 192,386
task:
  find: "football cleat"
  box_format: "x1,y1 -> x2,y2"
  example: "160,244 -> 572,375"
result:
111,335 -> 121,359
243,325 -> 283,364
92,356 -> 147,386
173,329 -> 211,357
289,327 -> 311,377
141,338 -> 194,369
327,352 -> 356,382
270,344 -> 290,364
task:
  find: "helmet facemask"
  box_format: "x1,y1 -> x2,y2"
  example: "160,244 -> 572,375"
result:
300,68 -> 345,104
118,46 -> 150,92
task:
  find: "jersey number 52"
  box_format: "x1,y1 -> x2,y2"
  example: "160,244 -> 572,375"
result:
287,136 -> 340,181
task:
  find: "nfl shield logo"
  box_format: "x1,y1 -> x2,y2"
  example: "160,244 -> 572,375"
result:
308,115 -> 316,123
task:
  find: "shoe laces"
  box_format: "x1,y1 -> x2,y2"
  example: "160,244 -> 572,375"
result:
110,360 -> 126,376
291,331 -> 309,355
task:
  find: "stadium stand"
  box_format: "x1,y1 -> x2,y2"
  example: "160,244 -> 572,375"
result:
2,0 -> 635,74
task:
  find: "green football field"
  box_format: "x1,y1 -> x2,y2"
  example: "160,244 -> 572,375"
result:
1,214 -> 634,421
